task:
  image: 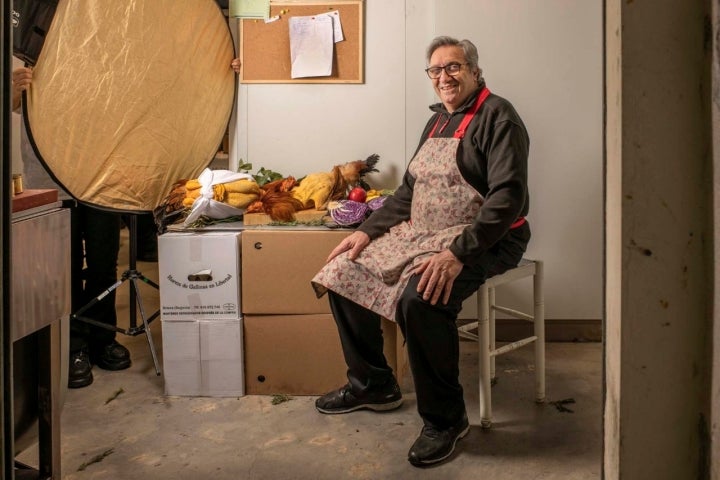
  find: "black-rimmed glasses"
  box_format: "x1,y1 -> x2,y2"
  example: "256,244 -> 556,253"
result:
425,62 -> 468,79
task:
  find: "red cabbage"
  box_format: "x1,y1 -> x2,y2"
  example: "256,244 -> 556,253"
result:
367,195 -> 388,211
329,200 -> 369,226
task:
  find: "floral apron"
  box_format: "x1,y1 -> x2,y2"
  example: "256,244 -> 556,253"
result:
312,88 -> 491,321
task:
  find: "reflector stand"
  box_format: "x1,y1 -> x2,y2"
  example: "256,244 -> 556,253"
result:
70,214 -> 161,376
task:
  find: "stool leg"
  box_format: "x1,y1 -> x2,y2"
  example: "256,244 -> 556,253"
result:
534,261 -> 546,403
489,286 -> 497,382
478,283 -> 493,428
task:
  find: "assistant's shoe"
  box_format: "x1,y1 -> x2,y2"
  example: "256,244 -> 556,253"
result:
315,379 -> 403,414
68,351 -> 93,388
407,413 -> 470,467
137,248 -> 158,262
91,341 -> 131,371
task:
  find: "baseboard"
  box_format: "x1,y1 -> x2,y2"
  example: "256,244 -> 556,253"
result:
457,318 -> 602,343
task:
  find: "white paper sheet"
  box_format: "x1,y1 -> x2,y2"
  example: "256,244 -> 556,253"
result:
322,10 -> 344,42
289,14 -> 334,79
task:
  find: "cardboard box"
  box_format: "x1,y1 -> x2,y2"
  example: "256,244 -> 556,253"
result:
241,229 -> 351,314
244,314 -> 407,395
162,318 -> 244,397
159,231 -> 242,320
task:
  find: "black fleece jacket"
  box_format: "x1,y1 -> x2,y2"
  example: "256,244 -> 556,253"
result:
357,83 -> 530,266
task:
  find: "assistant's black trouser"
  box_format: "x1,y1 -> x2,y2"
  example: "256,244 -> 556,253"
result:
70,203 -> 122,353
327,222 -> 530,429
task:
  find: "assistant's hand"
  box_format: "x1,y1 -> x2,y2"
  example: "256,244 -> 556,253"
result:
415,249 -> 463,305
231,58 -> 241,73
12,67 -> 33,112
326,231 -> 370,262
12,67 -> 33,91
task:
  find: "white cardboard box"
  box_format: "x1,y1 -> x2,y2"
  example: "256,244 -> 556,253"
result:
162,318 -> 244,397
159,231 -> 242,320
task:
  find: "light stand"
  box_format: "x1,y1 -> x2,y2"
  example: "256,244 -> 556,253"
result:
71,213 -> 161,375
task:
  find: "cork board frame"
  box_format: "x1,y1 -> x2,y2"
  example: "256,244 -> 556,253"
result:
239,0 -> 364,84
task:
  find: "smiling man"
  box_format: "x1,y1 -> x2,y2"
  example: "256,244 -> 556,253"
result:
428,42 -> 478,113
313,36 -> 530,467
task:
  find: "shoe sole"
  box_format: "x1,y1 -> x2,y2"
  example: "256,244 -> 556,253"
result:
68,377 -> 93,389
316,398 -> 403,415
408,423 -> 470,467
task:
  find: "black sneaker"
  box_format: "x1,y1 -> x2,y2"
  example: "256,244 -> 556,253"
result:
315,380 -> 402,414
91,341 -> 131,371
407,413 -> 470,467
68,351 -> 93,388
137,248 -> 158,262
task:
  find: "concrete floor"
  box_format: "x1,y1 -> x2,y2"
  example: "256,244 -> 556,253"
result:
18,231 -> 603,479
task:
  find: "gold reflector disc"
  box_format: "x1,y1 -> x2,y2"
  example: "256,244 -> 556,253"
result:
25,0 -> 235,212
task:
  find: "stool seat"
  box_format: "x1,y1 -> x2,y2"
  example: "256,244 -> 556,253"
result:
458,258 -> 545,428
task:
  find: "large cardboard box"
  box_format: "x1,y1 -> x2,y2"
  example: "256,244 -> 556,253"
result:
162,318 -> 244,397
244,314 -> 407,395
159,231 -> 242,320
241,229 -> 351,314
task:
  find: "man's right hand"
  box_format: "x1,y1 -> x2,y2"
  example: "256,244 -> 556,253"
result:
326,230 -> 371,262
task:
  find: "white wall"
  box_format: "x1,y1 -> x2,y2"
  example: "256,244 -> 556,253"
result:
433,0 -> 604,320
231,1 -> 407,189
233,0 -> 603,321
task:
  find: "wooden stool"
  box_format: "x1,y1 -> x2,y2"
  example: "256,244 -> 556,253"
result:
458,258 -> 545,428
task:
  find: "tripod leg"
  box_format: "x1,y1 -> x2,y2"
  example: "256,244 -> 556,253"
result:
136,272 -> 160,290
131,278 -> 162,376
71,278 -> 127,334
72,279 -> 123,319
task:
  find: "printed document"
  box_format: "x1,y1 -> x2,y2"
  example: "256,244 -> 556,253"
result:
289,14 -> 334,78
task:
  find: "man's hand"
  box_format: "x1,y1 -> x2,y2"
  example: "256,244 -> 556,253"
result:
415,249 -> 463,305
326,231 -> 371,262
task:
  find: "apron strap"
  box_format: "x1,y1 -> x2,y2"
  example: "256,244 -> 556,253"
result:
454,87 -> 490,139
428,87 -> 491,139
510,217 -> 526,229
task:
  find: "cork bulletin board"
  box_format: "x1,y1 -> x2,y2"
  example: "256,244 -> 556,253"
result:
239,0 -> 364,83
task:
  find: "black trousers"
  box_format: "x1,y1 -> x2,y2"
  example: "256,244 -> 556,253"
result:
327,223 -> 530,429
70,203 -> 122,353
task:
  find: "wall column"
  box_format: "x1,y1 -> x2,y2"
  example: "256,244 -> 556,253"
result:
605,1 -> 713,478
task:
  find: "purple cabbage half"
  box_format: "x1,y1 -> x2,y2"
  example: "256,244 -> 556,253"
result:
367,195 -> 387,211
329,200 -> 370,226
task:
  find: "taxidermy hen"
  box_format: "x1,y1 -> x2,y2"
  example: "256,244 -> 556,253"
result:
291,154 -> 379,210
244,176 -> 303,222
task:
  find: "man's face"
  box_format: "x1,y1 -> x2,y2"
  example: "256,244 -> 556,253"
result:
428,45 -> 478,113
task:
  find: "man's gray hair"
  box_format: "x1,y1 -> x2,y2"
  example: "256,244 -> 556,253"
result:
426,36 -> 483,82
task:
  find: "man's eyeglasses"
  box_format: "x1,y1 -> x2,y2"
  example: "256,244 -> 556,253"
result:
425,62 -> 468,79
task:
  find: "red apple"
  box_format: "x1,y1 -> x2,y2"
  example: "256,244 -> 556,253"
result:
347,187 -> 367,203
